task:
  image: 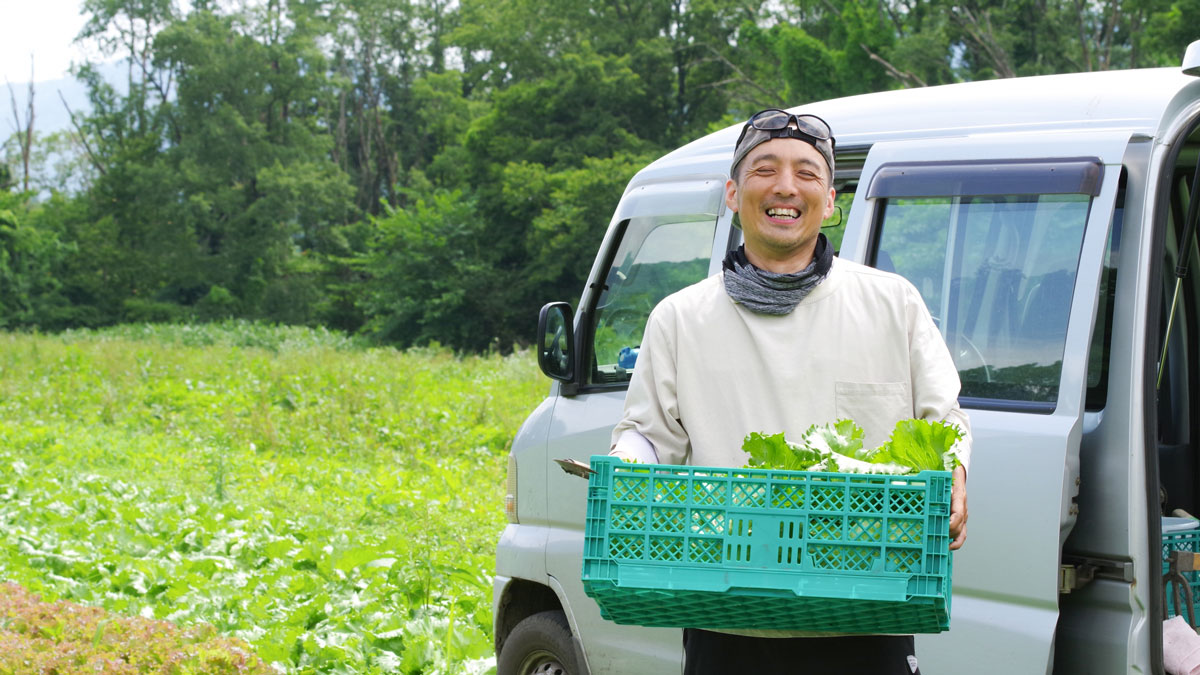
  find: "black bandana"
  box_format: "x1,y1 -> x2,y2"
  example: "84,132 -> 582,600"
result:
721,234 -> 834,315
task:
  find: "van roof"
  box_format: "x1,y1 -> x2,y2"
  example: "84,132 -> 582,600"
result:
639,68 -> 1199,182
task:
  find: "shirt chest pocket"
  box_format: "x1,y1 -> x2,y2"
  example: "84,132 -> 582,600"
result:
834,381 -> 913,448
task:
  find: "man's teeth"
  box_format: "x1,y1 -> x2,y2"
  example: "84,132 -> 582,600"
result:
767,207 -> 799,218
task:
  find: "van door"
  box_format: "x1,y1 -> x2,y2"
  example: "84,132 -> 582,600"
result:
542,176 -> 729,674
838,132 -> 1129,674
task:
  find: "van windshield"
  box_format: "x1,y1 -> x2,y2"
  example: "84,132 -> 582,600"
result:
873,190 -> 1093,406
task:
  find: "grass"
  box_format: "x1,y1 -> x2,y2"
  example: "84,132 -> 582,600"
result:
0,323 -> 547,673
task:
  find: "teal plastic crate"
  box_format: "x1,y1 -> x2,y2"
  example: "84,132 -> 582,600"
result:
1163,528 -> 1200,624
582,456 -> 953,634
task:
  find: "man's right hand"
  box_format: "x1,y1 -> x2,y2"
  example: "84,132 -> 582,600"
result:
949,464 -> 968,550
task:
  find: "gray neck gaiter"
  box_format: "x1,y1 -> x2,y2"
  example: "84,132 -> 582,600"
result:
721,235 -> 834,315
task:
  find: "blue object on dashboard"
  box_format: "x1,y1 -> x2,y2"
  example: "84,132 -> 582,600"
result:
618,346 -> 639,369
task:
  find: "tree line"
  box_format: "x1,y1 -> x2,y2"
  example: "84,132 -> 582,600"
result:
2,0 -> 1196,351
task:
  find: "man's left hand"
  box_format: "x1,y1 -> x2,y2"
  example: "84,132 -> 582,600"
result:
949,464 -> 967,550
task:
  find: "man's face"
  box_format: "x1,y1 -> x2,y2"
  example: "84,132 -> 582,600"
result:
725,137 -> 836,267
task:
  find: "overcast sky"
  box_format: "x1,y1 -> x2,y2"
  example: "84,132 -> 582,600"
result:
1,0 -> 94,84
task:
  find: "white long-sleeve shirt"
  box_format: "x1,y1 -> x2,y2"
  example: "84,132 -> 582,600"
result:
612,257 -> 972,475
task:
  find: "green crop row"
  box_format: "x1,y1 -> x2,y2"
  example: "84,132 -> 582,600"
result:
0,324 -> 547,673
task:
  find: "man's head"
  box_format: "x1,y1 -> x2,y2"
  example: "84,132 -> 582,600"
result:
730,109 -> 835,184
725,109 -> 837,273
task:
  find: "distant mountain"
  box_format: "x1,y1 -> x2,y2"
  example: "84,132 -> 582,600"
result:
4,61 -> 125,137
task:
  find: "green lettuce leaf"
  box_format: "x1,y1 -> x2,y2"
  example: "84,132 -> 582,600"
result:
743,431 -> 822,471
873,419 -> 963,473
799,419 -> 866,459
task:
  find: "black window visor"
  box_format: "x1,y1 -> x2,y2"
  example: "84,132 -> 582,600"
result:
868,158 -> 1104,199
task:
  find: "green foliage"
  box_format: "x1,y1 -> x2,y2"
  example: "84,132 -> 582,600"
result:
1142,0 -> 1200,66
774,25 -> 843,104
517,153 -> 657,296
0,324 -> 546,673
360,188 -> 496,350
61,320 -> 372,352
411,71 -> 490,189
465,48 -> 660,171
24,3 -> 356,332
151,9 -> 354,320
0,192 -> 75,329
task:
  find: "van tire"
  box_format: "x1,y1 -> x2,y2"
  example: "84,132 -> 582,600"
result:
497,610 -> 581,675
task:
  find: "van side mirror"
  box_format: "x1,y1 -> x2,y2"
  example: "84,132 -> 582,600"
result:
537,302 -> 575,382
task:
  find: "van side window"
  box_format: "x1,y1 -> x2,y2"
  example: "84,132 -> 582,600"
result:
821,185 -> 856,253
589,216 -> 717,385
868,159 -> 1103,408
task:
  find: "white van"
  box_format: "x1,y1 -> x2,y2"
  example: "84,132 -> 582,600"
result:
494,41 -> 1200,675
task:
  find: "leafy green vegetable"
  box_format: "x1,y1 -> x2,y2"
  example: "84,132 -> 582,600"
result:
798,419 -> 865,458
743,418 -> 963,475
874,419 -> 964,473
743,432 -> 822,471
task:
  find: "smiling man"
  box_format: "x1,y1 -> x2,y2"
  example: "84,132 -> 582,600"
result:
727,112 -> 835,273
610,109 -> 972,674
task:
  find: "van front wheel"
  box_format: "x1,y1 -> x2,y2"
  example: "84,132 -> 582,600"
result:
497,610 -> 582,675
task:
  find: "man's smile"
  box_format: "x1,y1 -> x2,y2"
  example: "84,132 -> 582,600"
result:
766,206 -> 801,222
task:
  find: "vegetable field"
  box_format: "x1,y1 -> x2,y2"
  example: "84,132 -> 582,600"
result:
0,323 -> 546,673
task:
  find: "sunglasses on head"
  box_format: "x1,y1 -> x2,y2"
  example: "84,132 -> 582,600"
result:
736,109 -> 835,149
